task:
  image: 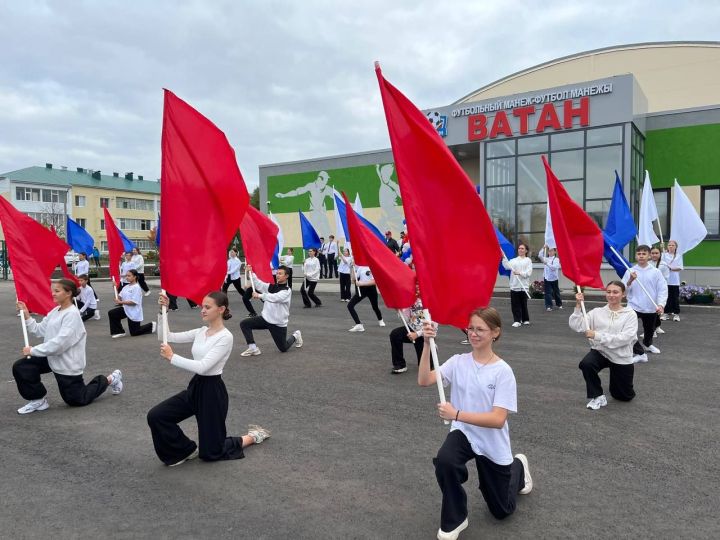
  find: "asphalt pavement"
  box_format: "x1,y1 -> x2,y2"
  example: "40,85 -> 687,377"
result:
0,279 -> 718,539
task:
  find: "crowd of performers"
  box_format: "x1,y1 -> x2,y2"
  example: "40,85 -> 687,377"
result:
10,236 -> 686,540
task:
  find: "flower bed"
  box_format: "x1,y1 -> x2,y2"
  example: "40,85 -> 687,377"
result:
530,280 -> 545,299
679,285 -> 717,304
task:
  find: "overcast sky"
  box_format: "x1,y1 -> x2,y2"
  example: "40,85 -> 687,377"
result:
1,0 -> 718,188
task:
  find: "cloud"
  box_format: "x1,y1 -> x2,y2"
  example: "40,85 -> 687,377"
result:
1,0 -> 719,188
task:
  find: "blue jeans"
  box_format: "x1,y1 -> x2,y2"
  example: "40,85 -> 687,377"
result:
543,279 -> 562,308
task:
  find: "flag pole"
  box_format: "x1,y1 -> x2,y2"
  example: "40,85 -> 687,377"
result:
398,309 -> 415,343
160,288 -> 168,345
608,244 -> 660,309
17,298 -> 30,358
111,277 -> 119,300
576,285 -> 590,331
422,308 -> 450,425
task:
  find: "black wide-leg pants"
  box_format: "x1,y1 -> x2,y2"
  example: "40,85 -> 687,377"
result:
347,285 -> 382,324
433,430 -> 525,531
240,316 -> 296,352
147,374 -> 244,465
12,356 -> 109,406
578,349 -> 635,401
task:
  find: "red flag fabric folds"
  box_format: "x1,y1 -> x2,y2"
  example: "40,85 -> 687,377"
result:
543,156 -> 604,288
161,90 -> 250,304
343,192 -> 416,309
0,197 -> 70,314
375,64 -> 501,328
103,206 -> 124,287
239,205 -> 280,284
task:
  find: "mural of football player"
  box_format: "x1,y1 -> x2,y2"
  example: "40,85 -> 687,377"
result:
275,170 -> 333,237
376,163 -> 404,234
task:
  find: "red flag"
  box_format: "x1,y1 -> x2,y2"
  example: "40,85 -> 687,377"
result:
103,206 -> 124,287
0,197 -> 70,314
375,63 -> 501,328
343,192 -> 416,309
543,156 -> 604,288
161,90 -> 250,304
239,205 -> 280,283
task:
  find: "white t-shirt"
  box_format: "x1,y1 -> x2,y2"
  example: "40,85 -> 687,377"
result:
75,259 -> 90,276
119,260 -> 136,283
439,354 -> 517,465
355,265 -> 374,285
120,283 -> 144,321
338,255 -> 353,274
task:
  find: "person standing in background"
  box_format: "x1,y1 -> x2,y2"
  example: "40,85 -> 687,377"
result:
326,235 -> 338,278
538,245 -> 562,312
318,237 -> 328,279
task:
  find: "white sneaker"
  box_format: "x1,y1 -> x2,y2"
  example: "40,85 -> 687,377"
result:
151,321 -> 157,334
659,314 -> 669,321
168,447 -> 199,467
437,518 -> 468,540
17,397 -> 49,415
515,453 -> 533,494
459,339 -> 469,345
248,424 -> 271,444
522,321 -> 530,326
645,344 -> 661,354
391,367 -> 408,374
93,311 -> 101,320
144,290 -> 151,297
586,394 -> 608,410
512,322 -> 521,328
349,324 -> 365,332
109,369 -> 123,395
293,330 -> 303,348
546,307 -> 552,312
673,314 -> 680,322
656,327 -> 665,334
111,333 -> 127,339
378,319 -> 386,327
240,347 -> 261,357
632,353 -> 649,363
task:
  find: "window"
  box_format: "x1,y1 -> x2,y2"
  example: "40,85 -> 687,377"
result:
701,186 -> 720,237
100,219 -> 105,230
16,187 -> 41,201
116,197 -> 154,211
40,189 -> 66,203
517,135 -> 548,155
117,218 -> 154,230
653,188 -> 670,241
76,218 -> 87,228
75,195 -> 86,207
100,197 -> 110,208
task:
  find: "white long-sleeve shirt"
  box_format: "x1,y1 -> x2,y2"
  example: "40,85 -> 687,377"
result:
502,256 -> 532,291
338,255 -> 353,274
78,285 -> 97,313
26,305 -> 87,376
252,274 -> 292,327
281,255 -> 294,268
75,259 -> 90,276
569,305 -> 638,365
131,254 -> 145,273
304,257 -> 320,281
622,265 -> 668,313
167,326 -> 234,376
119,283 -> 144,321
537,252 -> 561,281
661,252 -> 683,286
227,257 -> 241,280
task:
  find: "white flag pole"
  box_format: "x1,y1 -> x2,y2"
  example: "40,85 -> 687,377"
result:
422,308 -> 449,425
608,244 -> 659,309
398,309 -> 415,343
17,298 -> 30,358
576,285 -> 590,331
160,289 -> 168,345
112,277 -> 119,300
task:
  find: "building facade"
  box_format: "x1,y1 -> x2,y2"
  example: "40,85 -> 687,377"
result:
0,164 -> 160,253
260,42 -> 720,284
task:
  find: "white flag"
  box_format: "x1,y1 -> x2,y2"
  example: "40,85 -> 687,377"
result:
671,180 -> 707,257
637,170 -> 660,246
354,193 -> 364,217
332,188 -> 346,241
544,202 -> 556,249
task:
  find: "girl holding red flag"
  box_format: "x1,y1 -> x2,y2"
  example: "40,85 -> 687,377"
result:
13,279 -> 123,415
108,269 -> 156,338
501,243 -> 533,327
419,307 -> 532,539
149,291 -> 271,466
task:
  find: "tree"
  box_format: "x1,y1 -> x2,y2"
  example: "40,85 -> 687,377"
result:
250,186 -> 260,209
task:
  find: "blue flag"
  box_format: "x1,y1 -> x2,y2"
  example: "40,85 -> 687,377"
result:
299,211 -> 321,250
494,226 -> 515,277
603,172 -> 636,278
66,216 -> 95,256
155,214 -> 161,247
333,193 -> 385,243
118,228 -> 136,252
